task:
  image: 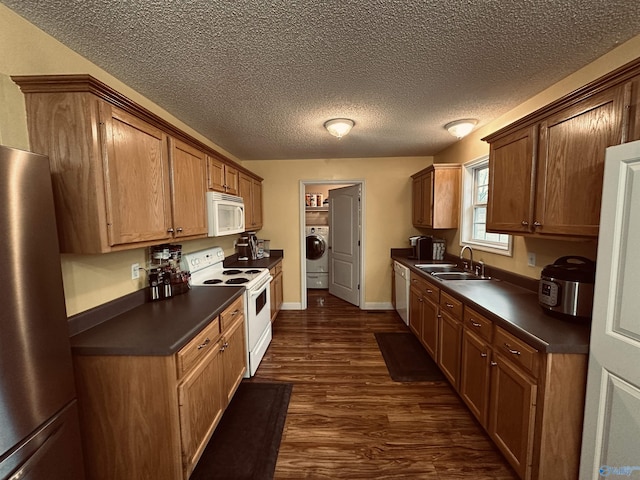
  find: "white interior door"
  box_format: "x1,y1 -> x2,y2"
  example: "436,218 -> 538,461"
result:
580,140 -> 640,478
328,184 -> 360,306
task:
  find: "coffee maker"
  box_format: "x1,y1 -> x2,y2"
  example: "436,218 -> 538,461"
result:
409,235 -> 434,261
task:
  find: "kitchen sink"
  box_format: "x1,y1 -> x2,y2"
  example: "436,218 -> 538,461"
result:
415,264 -> 459,273
430,271 -> 490,281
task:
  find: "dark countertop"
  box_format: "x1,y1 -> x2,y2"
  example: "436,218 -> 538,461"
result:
70,286 -> 244,356
392,254 -> 591,354
224,249 -> 283,270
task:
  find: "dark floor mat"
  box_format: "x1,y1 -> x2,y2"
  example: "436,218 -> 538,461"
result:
190,381 -> 293,480
374,332 -> 446,382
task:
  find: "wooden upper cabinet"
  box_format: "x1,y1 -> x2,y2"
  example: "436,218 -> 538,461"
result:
169,138 -> 207,238
102,104 -> 173,246
239,172 -> 263,231
535,85 -> 629,236
485,79 -> 632,239
411,164 -> 460,229
207,154 -> 239,195
486,125 -> 537,234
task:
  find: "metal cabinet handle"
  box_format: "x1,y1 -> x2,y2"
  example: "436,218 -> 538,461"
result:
167,227 -> 174,233
533,221 -> 542,227
521,220 -> 529,226
231,309 -> 240,316
197,338 -> 211,350
490,361 -> 498,366
469,320 -> 482,328
480,352 -> 488,358
504,343 -> 521,355
426,289 -> 433,294
445,302 -> 454,308
176,227 -> 183,233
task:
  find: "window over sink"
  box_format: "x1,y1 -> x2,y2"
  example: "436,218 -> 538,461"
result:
461,156 -> 512,256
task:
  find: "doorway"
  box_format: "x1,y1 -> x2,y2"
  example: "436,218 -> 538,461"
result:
299,180 -> 364,310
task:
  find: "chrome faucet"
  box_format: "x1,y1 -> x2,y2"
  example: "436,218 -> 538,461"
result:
460,245 -> 474,272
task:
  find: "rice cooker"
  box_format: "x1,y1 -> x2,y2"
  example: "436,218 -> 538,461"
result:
538,256 -> 595,321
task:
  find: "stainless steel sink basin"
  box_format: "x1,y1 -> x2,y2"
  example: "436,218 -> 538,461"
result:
415,264 -> 459,273
430,271 -> 490,281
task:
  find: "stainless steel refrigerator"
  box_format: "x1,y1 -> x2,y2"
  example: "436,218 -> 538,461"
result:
0,145 -> 85,479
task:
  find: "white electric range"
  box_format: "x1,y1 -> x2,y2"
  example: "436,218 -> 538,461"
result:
182,247 -> 272,377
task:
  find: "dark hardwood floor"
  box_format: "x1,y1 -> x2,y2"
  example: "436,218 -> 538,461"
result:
252,290 -> 518,479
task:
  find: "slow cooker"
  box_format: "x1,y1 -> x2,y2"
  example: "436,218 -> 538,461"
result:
538,256 -> 595,321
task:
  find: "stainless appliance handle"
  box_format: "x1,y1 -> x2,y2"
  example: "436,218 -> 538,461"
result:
6,424 -> 63,480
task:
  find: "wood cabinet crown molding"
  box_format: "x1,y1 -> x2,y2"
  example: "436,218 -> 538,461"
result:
11,74 -> 262,181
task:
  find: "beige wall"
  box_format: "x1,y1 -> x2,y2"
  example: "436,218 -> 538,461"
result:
244,157 -> 430,307
0,4 -> 238,315
434,34 -> 640,278
3,3 -> 640,314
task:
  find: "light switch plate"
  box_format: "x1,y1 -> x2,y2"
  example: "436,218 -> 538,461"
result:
131,263 -> 140,280
527,252 -> 536,267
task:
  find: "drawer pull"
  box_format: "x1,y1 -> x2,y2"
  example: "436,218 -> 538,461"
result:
469,320 -> 482,328
445,302 -> 454,308
426,289 -> 433,294
504,343 -> 521,356
480,352 -> 488,358
197,338 -> 211,350
231,309 -> 241,316
490,361 -> 498,366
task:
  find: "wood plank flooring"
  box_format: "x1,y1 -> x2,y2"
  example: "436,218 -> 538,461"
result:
251,290 -> 518,479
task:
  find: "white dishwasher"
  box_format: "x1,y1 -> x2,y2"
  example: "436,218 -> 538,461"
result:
393,261 -> 410,325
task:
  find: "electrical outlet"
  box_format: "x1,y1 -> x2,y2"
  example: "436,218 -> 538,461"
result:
131,263 -> 140,280
527,252 -> 536,267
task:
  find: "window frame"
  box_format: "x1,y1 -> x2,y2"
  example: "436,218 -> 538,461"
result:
460,156 -> 512,256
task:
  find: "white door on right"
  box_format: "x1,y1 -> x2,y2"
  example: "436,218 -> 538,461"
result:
580,140 -> 640,479
328,184 -> 360,306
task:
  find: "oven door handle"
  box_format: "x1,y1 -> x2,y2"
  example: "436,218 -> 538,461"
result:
249,275 -> 273,298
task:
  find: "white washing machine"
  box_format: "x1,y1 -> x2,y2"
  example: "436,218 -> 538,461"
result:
306,226 -> 329,289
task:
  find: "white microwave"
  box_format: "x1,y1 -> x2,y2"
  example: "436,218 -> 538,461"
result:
206,192 -> 245,236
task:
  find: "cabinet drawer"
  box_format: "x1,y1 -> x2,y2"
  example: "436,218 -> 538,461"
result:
271,261 -> 282,276
493,326 -> 539,378
463,307 -> 493,342
176,317 -> 220,378
220,296 -> 244,332
440,291 -> 462,320
411,274 -> 440,303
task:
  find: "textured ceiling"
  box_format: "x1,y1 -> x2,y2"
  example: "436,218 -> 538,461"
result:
3,1 -> 640,160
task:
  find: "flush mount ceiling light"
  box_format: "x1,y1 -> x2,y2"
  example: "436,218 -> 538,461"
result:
324,118 -> 355,139
445,119 -> 478,139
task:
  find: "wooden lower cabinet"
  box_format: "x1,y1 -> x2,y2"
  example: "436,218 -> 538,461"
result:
270,260 -> 283,322
409,273 -> 440,360
437,292 -> 463,390
73,299 -> 247,480
489,352 -> 537,479
460,328 -> 492,425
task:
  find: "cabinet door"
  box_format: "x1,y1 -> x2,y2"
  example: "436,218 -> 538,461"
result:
488,353 -> 537,479
178,343 -> 224,478
535,84 -> 630,237
486,125 -> 538,234
169,138 -> 207,238
101,103 -> 173,246
411,176 -> 424,226
206,155 -> 225,192
271,270 -> 283,322
239,173 -> 253,229
409,285 -> 423,338
249,177 -> 263,230
225,165 -> 239,196
221,316 -> 246,405
420,296 -> 439,361
460,328 -> 492,426
437,311 -> 462,390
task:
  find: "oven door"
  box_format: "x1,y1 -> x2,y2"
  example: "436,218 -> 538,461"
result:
246,275 -> 273,376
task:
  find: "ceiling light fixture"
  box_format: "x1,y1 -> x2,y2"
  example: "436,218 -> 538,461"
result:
324,118 -> 354,139
445,119 -> 478,139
